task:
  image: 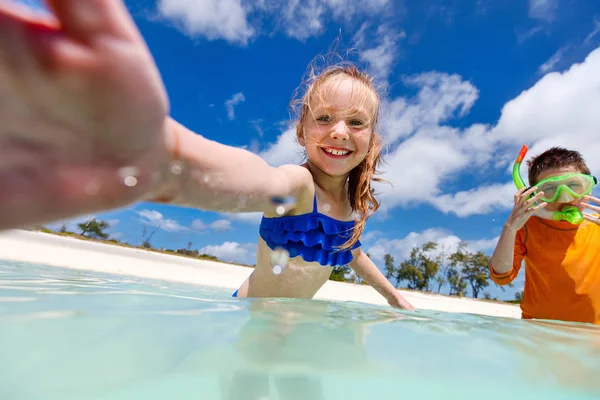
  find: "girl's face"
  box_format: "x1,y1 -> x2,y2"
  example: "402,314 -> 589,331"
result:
298,77 -> 375,178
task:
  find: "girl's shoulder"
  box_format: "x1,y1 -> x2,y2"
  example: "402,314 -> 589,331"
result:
262,164 -> 315,218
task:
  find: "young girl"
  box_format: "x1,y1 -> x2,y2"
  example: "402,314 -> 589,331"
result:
0,1 -> 413,310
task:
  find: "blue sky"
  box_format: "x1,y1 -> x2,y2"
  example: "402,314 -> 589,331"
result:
26,0 -> 600,300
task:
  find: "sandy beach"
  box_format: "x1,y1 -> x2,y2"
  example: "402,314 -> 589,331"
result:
0,229 -> 521,319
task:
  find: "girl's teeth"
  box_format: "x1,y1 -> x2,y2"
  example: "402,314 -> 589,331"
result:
325,148 -> 349,156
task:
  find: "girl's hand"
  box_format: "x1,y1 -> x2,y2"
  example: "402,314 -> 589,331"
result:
0,1 -> 171,230
504,186 -> 547,232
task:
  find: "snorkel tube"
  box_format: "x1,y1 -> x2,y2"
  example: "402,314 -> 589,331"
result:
512,145 -> 584,225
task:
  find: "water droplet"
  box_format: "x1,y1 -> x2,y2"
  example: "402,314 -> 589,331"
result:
272,265 -> 283,275
170,161 -> 183,175
118,166 -> 140,187
124,176 -> 138,187
323,203 -> 332,212
270,247 -> 290,275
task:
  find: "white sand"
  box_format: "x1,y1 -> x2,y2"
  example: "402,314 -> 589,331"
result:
0,229 -> 521,319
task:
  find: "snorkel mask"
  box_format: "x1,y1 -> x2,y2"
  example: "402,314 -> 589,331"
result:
512,145 -> 597,224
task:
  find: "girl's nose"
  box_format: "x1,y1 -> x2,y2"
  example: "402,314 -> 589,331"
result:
330,120 -> 349,140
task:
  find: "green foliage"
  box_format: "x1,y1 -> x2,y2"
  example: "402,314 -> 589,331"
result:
77,218 -> 110,240
383,240 -> 503,300
505,291 -> 523,304
384,254 -> 395,281
329,265 -> 351,282
395,241 -> 441,292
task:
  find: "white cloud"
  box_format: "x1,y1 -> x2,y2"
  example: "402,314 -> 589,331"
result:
528,0 -> 558,22
491,47 -> 600,172
192,218 -> 232,231
157,0 -> 254,45
222,212 -> 263,225
353,23 -> 405,82
257,125 -> 305,167
157,0 -> 390,44
225,92 -> 246,120
585,16 -> 600,45
538,45 -> 569,74
137,210 -> 189,232
199,241 -> 256,264
380,72 -> 479,143
430,182 -> 516,217
366,228 -> 498,263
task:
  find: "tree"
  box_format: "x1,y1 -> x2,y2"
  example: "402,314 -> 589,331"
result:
330,265 -> 351,282
383,254 -> 396,283
141,224 -> 157,248
396,242 -> 441,292
445,264 -> 467,296
462,251 -> 491,299
77,218 -> 110,240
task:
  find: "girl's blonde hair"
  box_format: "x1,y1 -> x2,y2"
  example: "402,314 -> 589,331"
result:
290,60 -> 385,250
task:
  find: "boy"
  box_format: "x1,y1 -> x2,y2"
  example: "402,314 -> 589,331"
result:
490,147 -> 600,325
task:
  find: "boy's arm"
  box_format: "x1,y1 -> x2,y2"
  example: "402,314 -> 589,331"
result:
150,117 -> 313,215
348,249 -> 415,310
489,225 -> 525,285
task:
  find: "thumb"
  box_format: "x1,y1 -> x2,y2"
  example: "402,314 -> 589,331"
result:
45,0 -> 143,43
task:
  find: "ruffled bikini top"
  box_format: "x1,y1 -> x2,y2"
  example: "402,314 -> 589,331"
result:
259,195 -> 361,267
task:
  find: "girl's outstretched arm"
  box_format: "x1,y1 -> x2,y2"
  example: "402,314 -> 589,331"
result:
151,118 -> 313,215
348,249 -> 415,310
0,0 -> 311,230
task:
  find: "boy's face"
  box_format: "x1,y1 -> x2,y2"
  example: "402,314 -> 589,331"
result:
534,166 -> 588,212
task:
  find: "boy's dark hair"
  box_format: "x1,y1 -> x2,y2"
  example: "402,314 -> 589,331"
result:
527,147 -> 591,186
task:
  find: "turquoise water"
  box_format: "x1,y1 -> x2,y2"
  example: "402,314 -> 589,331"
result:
1,260 -> 600,399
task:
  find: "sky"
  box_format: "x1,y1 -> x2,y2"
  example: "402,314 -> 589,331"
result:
21,0 -> 600,300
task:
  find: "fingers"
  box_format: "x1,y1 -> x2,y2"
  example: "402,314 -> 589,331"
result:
527,201 -> 547,213
581,201 -> 600,213
583,195 -> 600,205
582,213 -> 600,225
515,186 -> 544,208
44,0 -> 142,43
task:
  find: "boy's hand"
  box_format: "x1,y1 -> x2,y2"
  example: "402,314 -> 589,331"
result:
0,1 -> 170,230
581,195 -> 600,225
505,186 -> 547,232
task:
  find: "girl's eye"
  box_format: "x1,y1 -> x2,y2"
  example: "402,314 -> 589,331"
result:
317,115 -> 332,123
349,119 -> 364,126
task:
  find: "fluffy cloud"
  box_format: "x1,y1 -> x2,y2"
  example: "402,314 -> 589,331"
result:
528,0 -> 558,22
156,0 -> 391,44
353,23 -> 405,82
157,0 -> 254,45
257,125 -> 305,167
137,209 -> 233,233
366,228 -> 499,263
225,92 -> 246,120
199,241 -> 257,264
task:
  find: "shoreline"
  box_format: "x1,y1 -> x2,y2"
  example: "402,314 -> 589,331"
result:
0,229 -> 521,319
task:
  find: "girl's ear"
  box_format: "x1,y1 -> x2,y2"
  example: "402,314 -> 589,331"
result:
296,124 -> 306,147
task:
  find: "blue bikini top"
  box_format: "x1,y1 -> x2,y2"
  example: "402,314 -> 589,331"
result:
259,194 -> 361,267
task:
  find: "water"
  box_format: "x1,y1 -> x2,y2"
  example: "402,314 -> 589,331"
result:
1,260 -> 600,400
